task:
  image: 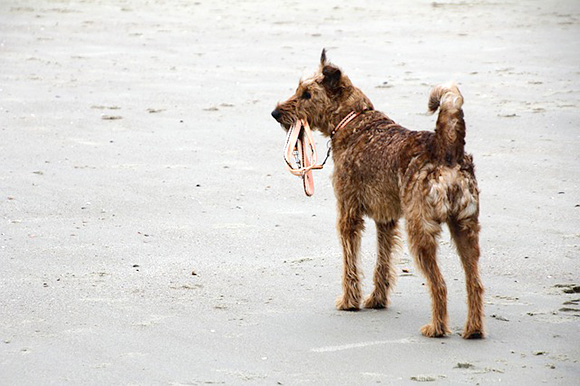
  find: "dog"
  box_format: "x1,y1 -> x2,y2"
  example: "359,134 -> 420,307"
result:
271,50 -> 484,339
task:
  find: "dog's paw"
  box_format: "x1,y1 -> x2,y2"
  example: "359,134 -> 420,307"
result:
363,293 -> 388,309
420,323 -> 450,338
462,326 -> 485,339
336,295 -> 360,311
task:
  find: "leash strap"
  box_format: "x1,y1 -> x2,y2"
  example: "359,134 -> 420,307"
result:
283,119 -> 322,196
283,111 -> 363,196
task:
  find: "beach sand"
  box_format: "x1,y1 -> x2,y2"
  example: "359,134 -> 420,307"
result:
1,0 -> 579,384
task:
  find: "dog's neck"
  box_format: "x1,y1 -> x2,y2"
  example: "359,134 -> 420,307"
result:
328,106 -> 374,136
325,88 -> 374,136
331,110 -> 370,137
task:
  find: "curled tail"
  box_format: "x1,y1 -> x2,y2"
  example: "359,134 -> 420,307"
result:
428,82 -> 466,165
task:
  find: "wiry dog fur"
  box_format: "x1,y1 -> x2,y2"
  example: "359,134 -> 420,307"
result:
271,50 -> 484,339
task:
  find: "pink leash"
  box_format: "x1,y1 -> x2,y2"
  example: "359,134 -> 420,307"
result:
283,119 -> 322,196
283,112 -> 361,196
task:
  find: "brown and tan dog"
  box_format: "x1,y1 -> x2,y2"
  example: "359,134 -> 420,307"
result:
271,50 -> 484,339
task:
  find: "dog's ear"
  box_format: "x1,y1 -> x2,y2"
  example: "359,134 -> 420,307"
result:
320,48 -> 328,67
322,64 -> 342,94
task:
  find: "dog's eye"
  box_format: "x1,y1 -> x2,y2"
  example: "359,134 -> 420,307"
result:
301,91 -> 311,100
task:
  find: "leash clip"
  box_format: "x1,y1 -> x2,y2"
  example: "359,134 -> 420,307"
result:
293,149 -> 302,169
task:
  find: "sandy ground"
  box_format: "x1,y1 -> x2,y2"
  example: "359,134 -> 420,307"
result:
1,0 -> 579,384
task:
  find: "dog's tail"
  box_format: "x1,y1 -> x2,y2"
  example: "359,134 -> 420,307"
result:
428,82 -> 466,165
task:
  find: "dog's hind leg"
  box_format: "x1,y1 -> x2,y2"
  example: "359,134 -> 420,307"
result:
406,217 -> 450,337
448,217 -> 485,339
336,204 -> 364,311
364,220 -> 400,309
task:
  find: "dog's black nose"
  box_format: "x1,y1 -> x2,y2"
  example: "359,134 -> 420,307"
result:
271,109 -> 282,121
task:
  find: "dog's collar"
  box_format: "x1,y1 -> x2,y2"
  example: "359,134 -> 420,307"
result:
331,110 -> 369,137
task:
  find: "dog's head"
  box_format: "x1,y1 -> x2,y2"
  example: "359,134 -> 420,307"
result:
271,49 -> 373,137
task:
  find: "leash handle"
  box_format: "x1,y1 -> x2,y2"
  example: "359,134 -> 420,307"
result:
282,111 -> 366,196
283,119 -> 322,177
283,119 -> 323,196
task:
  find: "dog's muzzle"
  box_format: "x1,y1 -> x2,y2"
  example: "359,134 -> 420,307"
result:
271,109 -> 282,121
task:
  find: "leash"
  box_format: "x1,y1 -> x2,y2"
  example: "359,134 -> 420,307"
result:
283,119 -> 322,196
283,111 -> 363,196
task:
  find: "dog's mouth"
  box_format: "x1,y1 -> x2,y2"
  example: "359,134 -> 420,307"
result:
278,122 -> 292,132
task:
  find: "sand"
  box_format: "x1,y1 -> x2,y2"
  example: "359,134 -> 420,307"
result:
1,0 -> 579,384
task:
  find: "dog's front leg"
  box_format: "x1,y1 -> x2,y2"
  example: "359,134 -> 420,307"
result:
336,206 -> 364,311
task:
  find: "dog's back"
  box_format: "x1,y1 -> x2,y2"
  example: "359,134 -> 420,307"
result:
330,84 -> 476,225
